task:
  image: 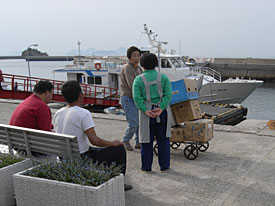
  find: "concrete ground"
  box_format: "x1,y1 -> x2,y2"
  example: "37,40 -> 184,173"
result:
1,99 -> 275,206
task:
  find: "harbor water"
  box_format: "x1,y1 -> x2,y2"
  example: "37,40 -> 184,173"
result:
0,59 -> 275,120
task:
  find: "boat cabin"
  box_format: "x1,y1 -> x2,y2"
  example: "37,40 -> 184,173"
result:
53,59 -> 124,90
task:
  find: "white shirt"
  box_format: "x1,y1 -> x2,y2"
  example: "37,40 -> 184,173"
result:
53,106 -> 95,154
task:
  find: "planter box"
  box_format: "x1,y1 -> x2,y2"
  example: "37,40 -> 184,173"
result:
0,158 -> 32,206
13,167 -> 125,206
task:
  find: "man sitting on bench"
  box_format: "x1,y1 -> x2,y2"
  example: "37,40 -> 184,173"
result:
53,80 -> 132,191
9,80 -> 53,131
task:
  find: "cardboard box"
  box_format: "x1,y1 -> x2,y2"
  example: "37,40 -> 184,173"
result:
170,119 -> 213,143
170,106 -> 177,127
267,120 -> 275,130
183,78 -> 198,92
171,99 -> 202,124
182,119 -> 214,142
171,79 -> 199,105
170,126 -> 185,142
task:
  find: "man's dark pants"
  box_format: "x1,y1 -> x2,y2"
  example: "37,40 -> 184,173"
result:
81,145 -> 127,175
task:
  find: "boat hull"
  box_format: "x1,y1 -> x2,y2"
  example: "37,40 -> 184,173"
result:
199,81 -> 262,104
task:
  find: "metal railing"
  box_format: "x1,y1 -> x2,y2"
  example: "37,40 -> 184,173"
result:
0,73 -> 119,106
189,66 -> 222,82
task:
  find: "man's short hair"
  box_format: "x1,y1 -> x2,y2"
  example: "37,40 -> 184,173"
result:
61,80 -> 82,103
127,46 -> 141,59
140,52 -> 158,70
33,80 -> 53,94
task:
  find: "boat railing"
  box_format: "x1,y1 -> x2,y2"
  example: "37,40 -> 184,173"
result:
0,73 -> 119,105
189,66 -> 222,82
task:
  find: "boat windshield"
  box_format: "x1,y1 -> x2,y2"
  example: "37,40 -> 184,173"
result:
176,58 -> 187,67
170,58 -> 182,68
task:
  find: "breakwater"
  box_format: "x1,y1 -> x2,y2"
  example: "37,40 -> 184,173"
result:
208,58 -> 275,80
0,56 -> 74,61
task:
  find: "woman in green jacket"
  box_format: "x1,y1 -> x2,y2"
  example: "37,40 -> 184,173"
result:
133,52 -> 172,172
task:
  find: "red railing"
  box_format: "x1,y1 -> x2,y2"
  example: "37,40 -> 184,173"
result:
0,73 -> 119,106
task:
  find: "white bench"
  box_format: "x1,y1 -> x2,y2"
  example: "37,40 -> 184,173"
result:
0,124 -> 80,161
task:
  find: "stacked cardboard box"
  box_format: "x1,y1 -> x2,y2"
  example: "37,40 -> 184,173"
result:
169,79 -> 213,143
170,78 -> 202,125
170,119 -> 214,143
171,99 -> 202,124
170,79 -> 199,105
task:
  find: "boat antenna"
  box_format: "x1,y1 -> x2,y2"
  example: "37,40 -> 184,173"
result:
143,24 -> 167,54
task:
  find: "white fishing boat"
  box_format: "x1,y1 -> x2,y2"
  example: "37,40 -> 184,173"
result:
140,24 -> 263,104
53,25 -> 263,104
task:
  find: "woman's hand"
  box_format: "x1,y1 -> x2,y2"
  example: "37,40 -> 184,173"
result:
152,108 -> 163,117
145,110 -> 156,118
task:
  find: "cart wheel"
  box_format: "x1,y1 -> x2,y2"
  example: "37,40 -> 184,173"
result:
184,145 -> 198,160
154,143 -> 158,156
170,142 -> 181,149
198,142 -> 209,152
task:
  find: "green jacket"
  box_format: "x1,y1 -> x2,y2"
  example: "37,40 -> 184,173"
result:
133,69 -> 172,112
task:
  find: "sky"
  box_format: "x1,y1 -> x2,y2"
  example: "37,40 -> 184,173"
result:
1,0 -> 275,58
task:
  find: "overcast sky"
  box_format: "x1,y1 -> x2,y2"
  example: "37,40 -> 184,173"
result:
1,0 -> 274,58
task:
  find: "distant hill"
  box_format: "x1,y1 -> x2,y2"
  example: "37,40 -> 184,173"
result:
66,47 -> 126,56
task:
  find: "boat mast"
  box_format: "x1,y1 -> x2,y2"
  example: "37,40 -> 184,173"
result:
143,24 -> 168,72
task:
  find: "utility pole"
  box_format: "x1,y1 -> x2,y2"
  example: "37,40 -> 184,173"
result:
179,40 -> 182,56
77,41 -> 81,56
77,41 -> 81,65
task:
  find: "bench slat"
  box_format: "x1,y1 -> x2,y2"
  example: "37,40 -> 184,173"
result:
4,128 -> 13,155
23,131 -> 32,160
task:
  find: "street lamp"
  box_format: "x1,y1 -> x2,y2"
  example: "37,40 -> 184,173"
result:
26,44 -> 38,77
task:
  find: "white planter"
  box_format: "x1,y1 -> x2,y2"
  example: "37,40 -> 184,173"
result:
0,158 -> 32,206
13,167 -> 125,206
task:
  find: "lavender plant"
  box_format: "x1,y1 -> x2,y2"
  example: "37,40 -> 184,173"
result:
24,158 -> 123,187
0,154 -> 24,169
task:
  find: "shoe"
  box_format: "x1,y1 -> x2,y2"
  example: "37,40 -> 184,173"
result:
141,168 -> 152,172
123,141 -> 133,151
124,184 -> 133,191
160,168 -> 170,173
134,143 -> 141,149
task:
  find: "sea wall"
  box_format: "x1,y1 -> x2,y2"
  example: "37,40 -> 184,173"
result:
208,58 -> 275,80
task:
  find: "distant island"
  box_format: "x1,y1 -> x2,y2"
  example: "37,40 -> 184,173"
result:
21,48 -> 48,57
66,47 -> 127,56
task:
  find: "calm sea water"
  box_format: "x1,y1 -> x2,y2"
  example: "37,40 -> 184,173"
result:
1,59 -> 275,120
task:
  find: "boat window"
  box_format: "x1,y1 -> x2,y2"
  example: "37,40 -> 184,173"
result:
95,76 -> 102,84
176,58 -> 187,67
88,77 -> 94,84
161,59 -> 172,68
77,73 -> 83,83
170,58 -> 181,68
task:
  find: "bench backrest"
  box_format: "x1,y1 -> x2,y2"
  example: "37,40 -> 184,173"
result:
0,124 -> 80,160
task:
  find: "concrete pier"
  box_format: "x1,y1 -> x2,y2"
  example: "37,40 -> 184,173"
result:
1,99 -> 275,205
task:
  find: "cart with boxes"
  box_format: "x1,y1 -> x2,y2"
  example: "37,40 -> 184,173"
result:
154,78 -> 214,160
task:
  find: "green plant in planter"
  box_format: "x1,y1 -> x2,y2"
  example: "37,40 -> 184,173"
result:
24,158 -> 123,187
0,154 -> 24,168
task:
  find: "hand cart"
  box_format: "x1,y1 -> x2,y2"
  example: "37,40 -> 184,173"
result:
154,140 -> 210,160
